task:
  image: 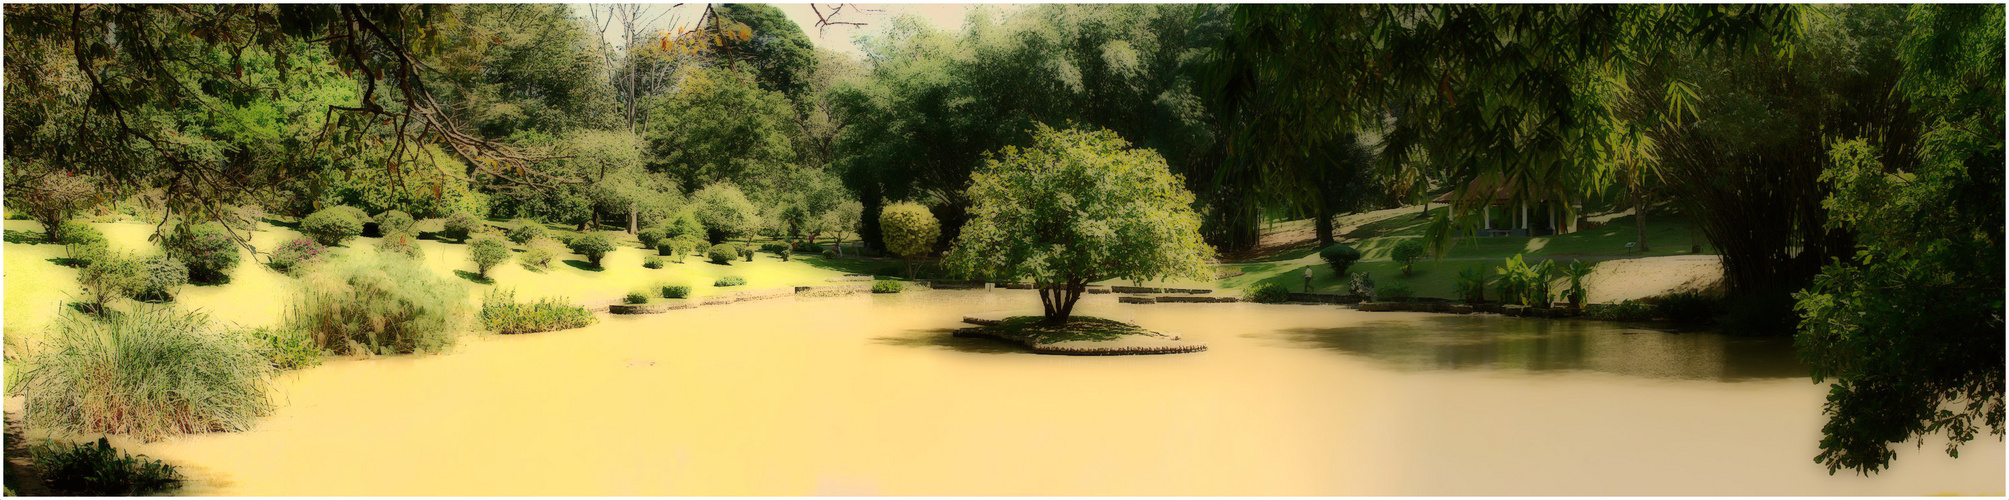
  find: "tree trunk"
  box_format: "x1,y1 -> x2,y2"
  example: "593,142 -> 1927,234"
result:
627,203 -> 638,234
1633,186 -> 1650,252
1313,197 -> 1335,246
1040,279 -> 1087,326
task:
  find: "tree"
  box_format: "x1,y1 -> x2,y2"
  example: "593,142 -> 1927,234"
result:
714,3 -> 819,104
691,182 -> 761,243
644,67 -> 800,198
1390,239 -> 1426,276
944,125 -> 1213,325
468,237 -> 510,280
1792,4 -> 2004,476
823,200 -> 863,255
878,201 -> 939,278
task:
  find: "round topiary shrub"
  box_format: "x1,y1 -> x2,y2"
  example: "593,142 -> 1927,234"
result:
15,307 -> 275,442
59,221 -> 108,265
871,280 -> 903,294
1320,243 -> 1363,276
268,238 -> 327,276
659,284 -> 691,299
468,237 -> 510,279
442,211 -> 480,243
656,241 -> 678,257
706,243 -> 739,265
301,208 -> 363,247
643,255 -> 664,269
168,223 -> 241,284
289,252 -> 470,355
740,245 -> 755,262
713,276 -> 747,287
1244,283 -> 1292,303
508,219 -> 547,245
132,255 -> 188,302
376,210 -> 415,236
568,232 -> 616,268
638,227 -> 666,250
519,239 -> 557,270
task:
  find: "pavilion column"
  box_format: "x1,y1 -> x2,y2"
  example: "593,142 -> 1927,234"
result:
1549,205 -> 1557,232
1483,206 -> 1490,229
1520,202 -> 1529,229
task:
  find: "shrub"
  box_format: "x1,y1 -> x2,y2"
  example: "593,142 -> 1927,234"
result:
777,246 -> 792,262
1560,259 -> 1594,308
879,201 -> 940,276
1587,300 -> 1656,322
441,211 -> 480,242
131,255 -> 188,302
376,210 -> 415,236
468,237 -> 510,279
822,249 -> 836,259
567,232 -> 616,268
1652,291 -> 1721,325
59,221 -> 107,265
638,227 -> 667,250
1390,238 -> 1426,276
301,208 -> 364,247
656,241 -> 680,258
660,284 -> 691,299
289,252 -> 470,355
713,276 -> 746,287
1494,254 -> 1554,307
1378,283 -> 1415,302
643,255 -> 664,269
1320,243 -> 1363,276
167,223 -> 242,284
375,230 -> 426,260
333,206 -> 373,226
706,243 -> 739,264
29,438 -> 183,495
871,280 -> 903,293
625,291 -> 651,304
740,245 -> 756,262
1348,273 -> 1377,301
480,288 -> 596,335
798,241 -> 824,254
1244,283 -> 1291,303
760,242 -> 790,253
508,218 -> 547,244
267,238 -> 325,276
15,307 -> 274,442
1455,265 -> 1488,304
241,326 -> 322,370
663,211 -> 707,242
77,253 -> 142,313
519,240 -> 557,270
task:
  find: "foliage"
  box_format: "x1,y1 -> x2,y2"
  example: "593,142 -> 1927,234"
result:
1320,244 -> 1363,277
14,307 -> 274,442
706,243 -> 740,265
9,172 -> 105,244
944,125 -> 1213,324
567,232 -> 616,268
376,210 -> 415,236
739,245 -> 755,262
76,253 -> 143,313
59,221 -> 108,265
659,285 -> 691,299
132,255 -> 189,302
1347,273 -> 1377,301
1560,260 -> 1594,308
692,183 -> 761,243
1491,255 -> 1557,307
1377,283 -> 1415,303
1795,4 -> 2007,471
442,211 -> 481,243
662,211 -> 707,243
28,438 -> 182,496
713,276 -> 747,287
1587,300 -> 1657,322
268,238 -> 327,276
375,230 -> 426,260
871,280 -> 903,293
519,240 -> 558,270
1389,239 -> 1426,276
624,291 -> 650,305
467,237 -> 510,279
289,252 -> 470,355
1455,265 -> 1488,304
508,219 -> 548,244
165,223 -> 241,285
301,208 -> 364,247
879,201 -> 939,272
1244,283 -> 1291,304
638,226 -> 667,250
1652,291 -> 1722,324
644,68 -> 800,195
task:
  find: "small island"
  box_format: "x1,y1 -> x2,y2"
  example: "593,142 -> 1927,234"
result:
956,313 -> 1206,355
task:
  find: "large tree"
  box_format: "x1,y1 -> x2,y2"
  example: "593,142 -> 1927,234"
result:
643,67 -> 799,199
945,125 -> 1213,325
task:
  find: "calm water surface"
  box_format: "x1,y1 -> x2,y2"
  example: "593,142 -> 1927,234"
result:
93,291 -> 2003,495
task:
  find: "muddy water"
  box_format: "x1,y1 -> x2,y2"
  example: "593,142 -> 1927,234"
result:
109,291 -> 2001,495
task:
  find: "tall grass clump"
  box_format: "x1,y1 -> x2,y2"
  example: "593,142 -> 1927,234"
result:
29,438 -> 183,495
12,307 -> 275,442
289,252 -> 470,355
480,288 -> 596,335
375,229 -> 425,259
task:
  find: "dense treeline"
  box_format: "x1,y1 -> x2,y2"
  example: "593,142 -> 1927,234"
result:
2,3 -> 1998,476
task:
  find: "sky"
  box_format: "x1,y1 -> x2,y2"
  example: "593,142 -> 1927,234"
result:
567,3 -> 1009,60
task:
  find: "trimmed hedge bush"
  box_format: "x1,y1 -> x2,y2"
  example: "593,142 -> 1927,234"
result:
468,237 -> 510,279
15,307 -> 275,442
132,255 -> 188,302
638,227 -> 666,250
643,255 -> 664,269
269,238 -> 328,275
568,232 -> 616,268
713,276 -> 746,287
1391,239 -> 1426,275
508,218 -> 547,244
519,241 -> 557,270
625,290 -> 651,304
376,210 -> 415,236
872,280 -> 903,293
60,221 -> 108,265
659,284 -> 691,299
1320,244 -> 1362,276
168,223 -> 241,284
442,211 -> 480,242
376,230 -> 426,259
706,243 -> 739,264
77,253 -> 142,312
289,252 -> 470,355
1244,283 -> 1291,303
740,245 -> 755,262
301,208 -> 364,247
481,288 -> 596,335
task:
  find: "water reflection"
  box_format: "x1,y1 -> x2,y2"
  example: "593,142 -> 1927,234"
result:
1274,314 -> 1807,381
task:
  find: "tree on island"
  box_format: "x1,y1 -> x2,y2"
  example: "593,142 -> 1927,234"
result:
945,125 -> 1214,326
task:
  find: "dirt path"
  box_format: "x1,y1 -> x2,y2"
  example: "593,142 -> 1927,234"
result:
1579,255 -> 1724,303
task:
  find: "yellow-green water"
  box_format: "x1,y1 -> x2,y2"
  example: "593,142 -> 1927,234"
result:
5,221 -> 2003,495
